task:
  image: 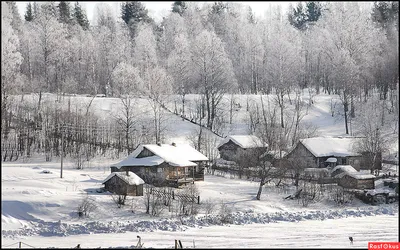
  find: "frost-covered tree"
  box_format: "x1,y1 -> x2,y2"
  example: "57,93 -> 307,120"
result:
112,63 -> 143,154
313,2 -> 383,134
192,29 -> 237,129
112,62 -> 142,96
263,14 -> 303,128
158,12 -> 187,63
134,23 -> 158,80
167,34 -> 193,118
1,2 -> 23,134
145,67 -> 173,143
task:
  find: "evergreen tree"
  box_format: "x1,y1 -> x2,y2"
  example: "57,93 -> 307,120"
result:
371,1 -> 399,33
288,2 -> 308,30
210,1 -> 226,15
288,2 -> 322,30
72,2 -> 90,30
247,6 -> 256,24
306,1 -> 322,22
121,2 -> 153,38
25,2 -> 34,21
171,1 -> 187,16
58,1 -> 71,24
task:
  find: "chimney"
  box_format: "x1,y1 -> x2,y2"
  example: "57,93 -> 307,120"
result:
126,170 -> 129,176
171,142 -> 176,147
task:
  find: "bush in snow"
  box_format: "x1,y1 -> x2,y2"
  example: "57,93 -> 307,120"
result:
201,198 -> 216,215
328,186 -> 354,206
111,193 -> 127,208
77,195 -> 97,218
298,180 -> 322,207
218,200 -> 234,224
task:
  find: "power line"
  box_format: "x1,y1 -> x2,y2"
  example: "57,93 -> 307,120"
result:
1,242 -> 19,248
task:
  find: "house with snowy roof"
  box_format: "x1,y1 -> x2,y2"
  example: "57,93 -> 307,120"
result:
282,136 -> 382,171
330,165 -> 376,189
110,143 -> 209,187
217,135 -> 267,162
102,171 -> 145,196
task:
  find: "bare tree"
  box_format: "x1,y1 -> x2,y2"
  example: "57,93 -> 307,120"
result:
77,195 -> 97,217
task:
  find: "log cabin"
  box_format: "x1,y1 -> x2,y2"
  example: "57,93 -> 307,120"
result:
217,135 -> 267,162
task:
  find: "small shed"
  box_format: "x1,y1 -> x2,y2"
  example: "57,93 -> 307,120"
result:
337,172 -> 376,190
331,165 -> 358,178
102,171 -> 145,196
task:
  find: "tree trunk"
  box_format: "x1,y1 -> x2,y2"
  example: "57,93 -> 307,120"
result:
256,179 -> 264,200
344,101 -> 349,135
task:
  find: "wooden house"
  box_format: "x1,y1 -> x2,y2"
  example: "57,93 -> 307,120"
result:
336,172 -> 376,189
217,135 -> 267,162
102,171 -> 144,196
282,137 -> 382,171
110,143 -> 209,187
331,165 -> 376,189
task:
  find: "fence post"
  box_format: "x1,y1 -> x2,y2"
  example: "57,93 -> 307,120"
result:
172,191 -> 174,200
19,242 -> 22,248
197,196 -> 200,204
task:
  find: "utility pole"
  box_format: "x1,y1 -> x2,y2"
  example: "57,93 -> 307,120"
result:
61,124 -> 64,179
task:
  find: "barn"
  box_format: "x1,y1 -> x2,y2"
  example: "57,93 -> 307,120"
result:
217,135 -> 267,162
102,171 -> 145,196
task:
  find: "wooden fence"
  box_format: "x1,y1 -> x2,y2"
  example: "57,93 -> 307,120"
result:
148,187 -> 200,204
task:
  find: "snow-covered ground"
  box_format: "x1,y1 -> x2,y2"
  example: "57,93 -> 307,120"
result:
2,91 -> 398,248
1,162 -> 399,248
1,214 -> 398,248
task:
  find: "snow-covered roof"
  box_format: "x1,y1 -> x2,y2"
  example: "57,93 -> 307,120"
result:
112,143 -> 207,169
300,137 -> 361,157
260,150 -> 287,159
102,171 -> 145,185
112,155 -> 165,168
218,135 -> 266,149
345,172 -> 376,180
331,165 -> 376,179
325,157 -> 337,163
331,165 -> 358,174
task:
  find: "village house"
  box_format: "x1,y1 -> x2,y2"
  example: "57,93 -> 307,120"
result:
281,136 -> 382,171
217,135 -> 267,162
102,171 -> 145,196
110,143 -> 209,187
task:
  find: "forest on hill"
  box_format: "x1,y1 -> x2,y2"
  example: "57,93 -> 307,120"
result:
1,1 -> 398,163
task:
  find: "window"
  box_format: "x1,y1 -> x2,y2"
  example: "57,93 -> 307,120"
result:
157,168 -> 163,173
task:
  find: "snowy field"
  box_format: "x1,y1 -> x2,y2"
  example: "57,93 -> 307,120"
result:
1,163 -> 399,248
1,214 -> 398,248
2,91 -> 399,248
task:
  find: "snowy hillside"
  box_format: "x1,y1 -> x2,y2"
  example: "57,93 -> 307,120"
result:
2,90 -> 399,248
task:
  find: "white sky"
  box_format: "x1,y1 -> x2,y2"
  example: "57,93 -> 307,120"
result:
15,1 -> 294,24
